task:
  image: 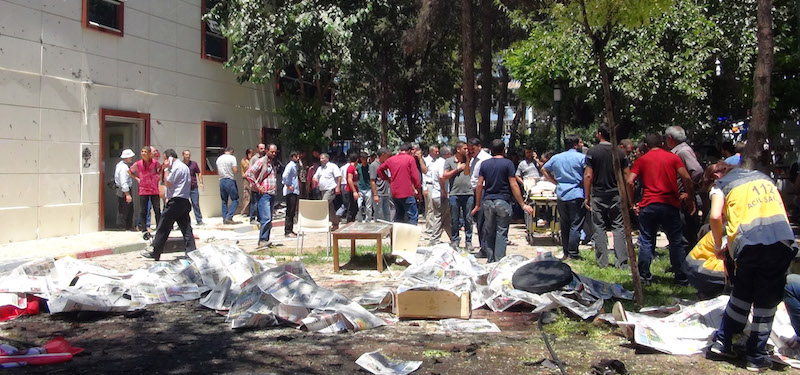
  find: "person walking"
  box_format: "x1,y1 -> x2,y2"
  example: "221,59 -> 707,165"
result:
356,152 -> 373,222
246,144 -> 279,247
378,143 -> 422,224
370,148 -> 392,222
114,149 -> 136,230
471,140 -> 534,262
282,150 -> 300,237
216,147 -> 239,224
344,152 -> 360,224
542,135 -> 586,260
626,133 -> 696,284
583,126 -> 629,268
182,150 -> 204,226
142,149 -> 196,260
705,162 -> 799,371
312,153 -> 342,230
248,144 -> 267,224
129,146 -> 162,232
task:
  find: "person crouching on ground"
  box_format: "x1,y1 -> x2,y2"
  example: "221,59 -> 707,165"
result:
705,161 -> 799,371
142,149 -> 196,260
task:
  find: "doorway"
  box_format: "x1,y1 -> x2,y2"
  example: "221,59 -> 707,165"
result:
99,109 -> 151,230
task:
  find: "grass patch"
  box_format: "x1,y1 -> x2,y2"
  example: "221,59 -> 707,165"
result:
422,349 -> 451,359
566,247 -> 697,311
251,244 -> 408,271
543,311 -> 607,339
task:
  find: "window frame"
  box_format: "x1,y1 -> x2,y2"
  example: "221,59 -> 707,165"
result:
201,0 -> 228,62
201,121 -> 228,175
82,0 -> 125,37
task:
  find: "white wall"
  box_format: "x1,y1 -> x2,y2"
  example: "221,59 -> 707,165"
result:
0,0 -> 278,242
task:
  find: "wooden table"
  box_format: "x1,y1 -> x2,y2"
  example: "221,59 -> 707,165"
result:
332,222 -> 393,272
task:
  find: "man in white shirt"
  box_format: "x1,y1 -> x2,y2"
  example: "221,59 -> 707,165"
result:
313,153 -> 342,230
469,138 -> 492,255
115,149 -> 135,230
282,150 -> 300,237
428,146 -> 451,244
423,145 -> 440,234
216,147 -> 239,224
143,149 -> 196,261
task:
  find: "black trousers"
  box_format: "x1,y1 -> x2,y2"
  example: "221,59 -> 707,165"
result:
152,197 -> 196,260
138,194 -> 161,231
344,191 -> 358,223
285,193 -> 298,234
117,196 -> 133,229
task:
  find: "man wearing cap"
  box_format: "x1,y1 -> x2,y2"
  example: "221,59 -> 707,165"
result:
115,149 -> 136,230
142,149 -> 196,261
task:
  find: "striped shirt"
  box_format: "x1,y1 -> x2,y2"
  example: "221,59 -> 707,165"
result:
245,156 -> 277,195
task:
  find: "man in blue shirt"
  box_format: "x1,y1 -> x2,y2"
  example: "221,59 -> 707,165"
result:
472,140 -> 534,262
282,150 -> 301,237
543,135 -> 586,259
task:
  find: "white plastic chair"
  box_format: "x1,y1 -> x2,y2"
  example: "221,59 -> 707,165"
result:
296,199 -> 332,256
391,222 -> 421,253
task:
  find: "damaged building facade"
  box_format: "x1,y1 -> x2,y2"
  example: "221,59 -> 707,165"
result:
0,0 -> 280,242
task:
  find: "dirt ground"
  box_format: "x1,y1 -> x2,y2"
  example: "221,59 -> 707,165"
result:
0,225 -> 791,374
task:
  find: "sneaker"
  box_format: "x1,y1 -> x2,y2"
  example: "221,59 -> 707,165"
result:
140,251 -> 159,261
708,339 -> 737,359
250,220 -> 258,225
285,233 -> 298,238
257,240 -> 272,248
196,221 -> 204,226
223,219 -> 235,225
746,358 -> 772,372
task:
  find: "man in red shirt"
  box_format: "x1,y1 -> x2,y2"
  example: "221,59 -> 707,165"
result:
626,134 -> 696,285
129,146 -> 162,232
378,143 -> 422,224
344,152 -> 360,224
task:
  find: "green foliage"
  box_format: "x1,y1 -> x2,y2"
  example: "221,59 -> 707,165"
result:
275,98 -> 331,152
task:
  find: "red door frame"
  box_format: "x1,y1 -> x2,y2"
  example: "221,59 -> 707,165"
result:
98,109 -> 151,231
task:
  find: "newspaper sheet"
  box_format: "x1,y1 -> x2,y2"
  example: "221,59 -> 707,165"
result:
440,318 -> 501,333
356,350 -> 422,375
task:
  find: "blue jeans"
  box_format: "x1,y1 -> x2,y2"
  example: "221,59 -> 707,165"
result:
189,187 -> 202,223
257,193 -> 274,241
373,195 -> 392,222
637,203 -> 686,281
392,196 -> 418,224
557,198 -> 585,258
482,199 -> 512,263
250,191 -> 261,221
784,274 -> 800,338
219,178 -> 239,220
449,195 -> 474,246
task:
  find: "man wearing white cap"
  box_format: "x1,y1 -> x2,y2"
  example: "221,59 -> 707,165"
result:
115,149 -> 135,230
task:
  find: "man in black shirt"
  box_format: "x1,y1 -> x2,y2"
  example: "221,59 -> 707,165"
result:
471,139 -> 534,262
583,125 -> 629,268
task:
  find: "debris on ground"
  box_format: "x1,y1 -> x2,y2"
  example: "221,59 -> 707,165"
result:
0,337 -> 83,368
439,318 -> 500,333
355,350 -> 422,375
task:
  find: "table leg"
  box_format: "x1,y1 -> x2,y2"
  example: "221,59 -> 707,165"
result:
351,238 -> 356,257
376,235 -> 383,272
333,235 -> 340,272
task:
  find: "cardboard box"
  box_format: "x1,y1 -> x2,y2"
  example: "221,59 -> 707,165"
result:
394,289 -> 471,319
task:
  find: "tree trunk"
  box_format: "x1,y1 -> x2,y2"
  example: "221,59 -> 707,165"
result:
380,82 -> 389,147
494,65 -> 509,140
577,0 -> 643,305
460,0 -> 477,140
478,0 -> 493,142
454,95 -> 461,138
742,0 -> 774,170
508,102 -> 524,151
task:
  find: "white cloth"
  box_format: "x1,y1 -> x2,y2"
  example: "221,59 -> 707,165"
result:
340,164 -> 350,188
469,150 -> 492,190
314,162 -> 342,191
215,153 -> 238,180
428,158 -> 447,199
114,160 -> 132,193
166,159 -> 191,199
423,155 -> 438,190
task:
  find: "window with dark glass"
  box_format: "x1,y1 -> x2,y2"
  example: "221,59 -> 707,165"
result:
202,0 -> 228,62
83,0 -> 124,36
202,121 -> 227,175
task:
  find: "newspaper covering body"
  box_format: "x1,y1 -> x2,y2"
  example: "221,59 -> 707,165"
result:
440,318 -> 501,333
355,350 -> 422,375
